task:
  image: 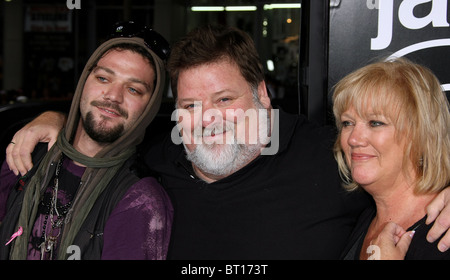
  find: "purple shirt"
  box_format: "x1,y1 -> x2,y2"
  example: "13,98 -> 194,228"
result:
0,159 -> 173,260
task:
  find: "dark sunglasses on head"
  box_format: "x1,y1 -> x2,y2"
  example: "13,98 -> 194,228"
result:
108,21 -> 170,61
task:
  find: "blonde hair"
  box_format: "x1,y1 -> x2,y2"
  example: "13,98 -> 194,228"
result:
332,57 -> 450,194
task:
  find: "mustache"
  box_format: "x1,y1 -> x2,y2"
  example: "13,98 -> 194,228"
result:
90,100 -> 128,119
193,122 -> 235,138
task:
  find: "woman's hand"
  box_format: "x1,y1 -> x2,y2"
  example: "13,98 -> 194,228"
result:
367,222 -> 414,260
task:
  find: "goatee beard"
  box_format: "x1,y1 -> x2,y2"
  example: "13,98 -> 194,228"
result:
82,111 -> 124,143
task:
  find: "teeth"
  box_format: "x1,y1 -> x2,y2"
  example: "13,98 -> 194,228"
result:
104,109 -> 117,115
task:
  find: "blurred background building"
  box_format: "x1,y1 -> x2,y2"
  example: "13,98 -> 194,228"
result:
0,0 -> 303,114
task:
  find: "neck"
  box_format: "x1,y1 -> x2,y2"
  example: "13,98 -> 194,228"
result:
192,162 -> 238,183
71,121 -> 106,162
193,165 -> 223,183
369,182 -> 436,230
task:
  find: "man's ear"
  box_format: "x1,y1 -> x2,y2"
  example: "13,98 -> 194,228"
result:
257,80 -> 272,109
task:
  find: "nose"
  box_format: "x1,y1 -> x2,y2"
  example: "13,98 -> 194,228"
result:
200,102 -> 223,128
102,84 -> 123,103
347,124 -> 368,147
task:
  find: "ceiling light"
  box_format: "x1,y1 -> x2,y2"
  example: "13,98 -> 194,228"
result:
191,6 -> 225,12
225,6 -> 257,11
264,4 -> 301,10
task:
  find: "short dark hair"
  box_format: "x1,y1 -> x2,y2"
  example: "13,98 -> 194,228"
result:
167,25 -> 265,98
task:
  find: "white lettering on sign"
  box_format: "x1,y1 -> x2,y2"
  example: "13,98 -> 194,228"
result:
369,0 -> 449,50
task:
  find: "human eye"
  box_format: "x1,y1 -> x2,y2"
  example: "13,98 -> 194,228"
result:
178,100 -> 202,111
216,96 -> 233,107
97,76 -> 108,83
183,103 -> 198,110
341,120 -> 353,127
128,87 -> 142,96
369,120 -> 386,127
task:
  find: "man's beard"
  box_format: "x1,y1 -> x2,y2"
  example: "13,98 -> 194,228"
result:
185,141 -> 263,177
82,111 -> 124,143
184,110 -> 270,177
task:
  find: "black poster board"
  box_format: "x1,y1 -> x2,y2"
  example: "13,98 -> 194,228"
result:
328,0 -> 450,119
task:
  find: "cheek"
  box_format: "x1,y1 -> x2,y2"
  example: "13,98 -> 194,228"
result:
181,112 -> 196,131
373,132 -> 401,159
232,110 -> 260,144
339,133 -> 351,157
79,91 -> 93,117
383,142 -> 407,169
128,100 -> 147,118
125,91 -> 152,118
176,112 -> 197,144
83,77 -> 102,95
184,143 -> 196,152
340,135 -> 355,170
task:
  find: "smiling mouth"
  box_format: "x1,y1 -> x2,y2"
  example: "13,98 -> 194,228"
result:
351,153 -> 375,161
91,100 -> 128,119
209,130 -> 223,137
196,126 -> 233,145
99,107 -> 120,116
203,130 -> 227,140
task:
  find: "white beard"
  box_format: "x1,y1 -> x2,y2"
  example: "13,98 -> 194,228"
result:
185,111 -> 270,177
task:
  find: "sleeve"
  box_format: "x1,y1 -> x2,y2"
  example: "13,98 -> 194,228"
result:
0,161 -> 20,221
101,177 -> 173,260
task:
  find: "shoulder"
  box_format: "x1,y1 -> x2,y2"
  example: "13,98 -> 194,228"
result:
293,115 -> 336,144
143,131 -> 184,168
112,177 -> 173,216
278,109 -> 337,147
406,218 -> 450,260
277,110 -> 337,166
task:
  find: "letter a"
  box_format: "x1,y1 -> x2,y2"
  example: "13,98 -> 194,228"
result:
67,0 -> 81,10
399,0 -> 449,29
371,0 -> 394,50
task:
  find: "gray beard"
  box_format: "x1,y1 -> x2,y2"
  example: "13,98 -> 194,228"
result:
183,93 -> 271,177
185,112 -> 270,177
185,141 -> 263,177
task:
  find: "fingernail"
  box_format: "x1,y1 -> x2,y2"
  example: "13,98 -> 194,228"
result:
409,231 -> 416,238
438,243 -> 448,252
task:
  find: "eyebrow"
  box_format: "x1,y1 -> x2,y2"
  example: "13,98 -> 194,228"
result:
177,89 -> 235,102
93,65 -> 153,93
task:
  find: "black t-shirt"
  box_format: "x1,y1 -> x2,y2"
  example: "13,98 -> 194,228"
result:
145,109 -> 370,259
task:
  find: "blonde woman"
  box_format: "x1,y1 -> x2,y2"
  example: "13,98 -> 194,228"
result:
333,58 -> 450,259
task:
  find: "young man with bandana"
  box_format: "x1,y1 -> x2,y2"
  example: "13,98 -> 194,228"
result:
0,22 -> 173,260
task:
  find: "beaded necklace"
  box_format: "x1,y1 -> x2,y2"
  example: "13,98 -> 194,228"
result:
37,155 -> 73,260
